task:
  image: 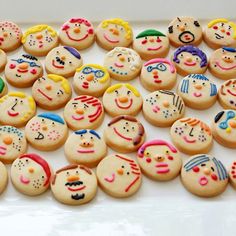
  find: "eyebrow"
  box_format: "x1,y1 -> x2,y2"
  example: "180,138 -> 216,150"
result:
72,102 -> 78,105
89,130 -> 101,139
75,130 -> 87,135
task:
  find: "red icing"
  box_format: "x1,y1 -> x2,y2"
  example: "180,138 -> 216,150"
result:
232,171 -> 235,174
141,39 -> 147,44
233,175 -> 236,178
30,69 -> 37,74
156,37 -> 162,42
115,98 -> 133,109
213,26 -> 218,30
9,64 -> 16,69
146,158 -> 151,163
227,32 -> 231,36
193,166 -> 200,172
113,127 -> 132,141
211,174 -> 218,181
125,176 -> 140,193
168,156 -> 174,161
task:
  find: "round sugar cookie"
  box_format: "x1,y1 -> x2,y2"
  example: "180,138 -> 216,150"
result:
0,77 -> 8,98
229,161 -> 236,189
181,154 -> 228,197
96,154 -> 142,198
0,161 -> 8,194
0,49 -> 7,72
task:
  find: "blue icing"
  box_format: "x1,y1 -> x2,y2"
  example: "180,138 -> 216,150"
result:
222,47 -> 236,53
74,129 -> 101,139
38,113 -> 65,124
74,130 -> 87,135
0,126 -> 24,138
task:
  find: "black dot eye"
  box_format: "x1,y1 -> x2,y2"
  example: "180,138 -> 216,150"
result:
25,159 -> 29,163
90,136 -> 93,140
52,122 -> 55,125
76,171 -> 79,174
115,90 -> 119,95
177,24 -> 179,27
121,165 -> 124,168
145,37 -> 147,39
132,127 -> 135,130
66,172 -> 69,175
80,134 -> 83,138
193,80 -> 196,83
69,61 -> 72,64
180,54 -> 184,57
201,163 -> 206,167
184,23 -> 187,26
56,51 -> 59,54
127,91 -> 131,95
42,176 -> 45,179
15,98 -> 18,102
128,58 -> 131,62
127,172 -> 130,175
202,83 -> 205,86
211,167 -> 215,172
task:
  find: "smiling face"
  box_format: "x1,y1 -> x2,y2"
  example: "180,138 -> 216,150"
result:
51,164 -> 97,205
219,79 -> 236,109
64,129 -> 107,168
140,58 -> 177,91
102,83 -> 143,116
170,117 -> 213,154
11,154 -> 52,196
96,154 -> 142,198
60,18 -> 95,50
45,46 -> 83,77
63,95 -> 104,131
181,154 -> 228,197
73,64 -> 111,97
143,90 -> 185,127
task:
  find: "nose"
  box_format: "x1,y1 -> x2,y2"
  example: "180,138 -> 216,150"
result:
36,34 -> 43,40
73,27 -> 81,34
221,28 -> 225,33
86,74 -> 94,82
186,57 -> 192,62
42,125 -> 48,131
152,70 -> 158,75
80,140 -> 94,147
222,55 -> 233,63
3,136 -> 13,145
194,84 -> 202,90
155,156 -> 164,162
110,28 -> 119,36
28,167 -> 34,174
3,32 -> 8,37
119,56 -> 125,62
118,96 -> 128,103
149,38 -> 155,43
162,100 -> 170,108
76,108 -> 84,115
61,55 -> 66,60
179,25 -> 185,31
19,63 -> 29,70
229,120 -> 236,129
203,168 -> 211,175
67,175 -> 79,182
117,168 -> 124,175
45,84 -> 52,90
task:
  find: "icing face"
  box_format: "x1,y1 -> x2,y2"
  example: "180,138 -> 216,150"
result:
0,77 -> 7,97
143,90 -> 185,127
170,117 -> 212,154
45,46 -> 83,77
5,54 -> 43,87
0,49 -> 7,71
181,154 -> 228,197
60,18 -> 95,50
11,154 -> 52,196
168,17 -> 202,46
96,18 -> 133,50
140,58 -> 177,91
102,83 -> 143,116
0,21 -> 22,51
137,140 -> 182,181
63,95 -> 104,130
51,164 -> 97,205
25,113 -> 68,151
104,47 -> 141,80
0,92 -> 36,127
96,154 -> 142,198
73,64 -> 111,96
219,79 -> 236,109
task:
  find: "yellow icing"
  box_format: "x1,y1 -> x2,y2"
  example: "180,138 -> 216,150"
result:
106,84 -> 123,93
8,92 -> 26,98
226,127 -> 231,133
106,83 -> 140,97
47,74 -> 71,94
101,18 -> 132,40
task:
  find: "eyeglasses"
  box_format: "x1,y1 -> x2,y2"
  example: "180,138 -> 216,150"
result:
146,63 -> 167,72
12,58 -> 41,68
82,67 -> 105,78
219,111 -> 236,129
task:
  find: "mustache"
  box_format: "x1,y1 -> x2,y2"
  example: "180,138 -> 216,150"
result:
56,56 -> 65,65
65,181 -> 83,186
71,193 -> 85,200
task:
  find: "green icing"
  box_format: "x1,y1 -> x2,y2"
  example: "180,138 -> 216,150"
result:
136,29 -> 166,39
0,77 -> 5,93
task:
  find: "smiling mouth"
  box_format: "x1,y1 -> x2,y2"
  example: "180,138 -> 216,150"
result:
0,146 -> 6,155
37,89 -> 53,101
184,61 -> 197,66
77,149 -> 95,153
103,33 -> 119,43
199,176 -> 208,186
7,110 -> 19,117
20,175 -> 30,184
113,127 -> 133,141
193,92 -> 202,97
104,173 -> 115,183
183,136 -> 196,143
114,62 -> 124,68
72,115 -> 84,121
52,59 -> 65,69
35,132 -> 44,140
115,98 -> 133,109
215,33 -> 224,39
147,45 -> 162,51
216,61 -> 236,70
155,163 -> 170,174
65,181 -> 86,192
17,69 -> 28,73
227,89 -> 236,96
66,31 -> 89,41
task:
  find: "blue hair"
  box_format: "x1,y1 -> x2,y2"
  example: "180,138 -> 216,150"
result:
222,47 -> 236,53
74,129 -> 101,139
38,113 -> 65,124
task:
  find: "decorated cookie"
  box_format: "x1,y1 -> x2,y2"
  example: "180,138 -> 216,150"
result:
133,29 -> 169,60
104,47 -> 141,81
96,18 -> 133,50
143,90 -> 185,127
229,161 -> 236,189
209,47 -> 236,80
45,46 -> 83,78
0,126 -> 27,164
170,117 -> 213,154
59,18 -> 95,50
5,54 -> 43,88
167,16 -> 203,47
0,49 -> 7,72
25,113 -> 68,151
63,95 -> 104,130
218,79 -> 236,109
177,74 -> 217,109
65,129 -> 107,168
102,83 -> 143,116
172,45 -> 208,76
140,58 -> 177,91
97,154 -> 141,198
0,92 -> 36,127
0,161 -> 7,194
0,77 -> 8,97
104,115 -> 145,153
11,153 -> 52,196
212,110 -> 236,148
73,64 -> 111,97
32,74 -> 72,110
51,164 -> 97,205
22,25 -> 59,56
0,21 -> 22,51
181,154 -> 228,197
204,18 -> 236,49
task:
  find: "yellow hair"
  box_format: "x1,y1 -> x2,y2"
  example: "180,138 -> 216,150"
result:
106,83 -> 140,97
101,18 -> 132,40
47,74 -> 71,94
8,92 -> 26,98
22,24 -> 57,43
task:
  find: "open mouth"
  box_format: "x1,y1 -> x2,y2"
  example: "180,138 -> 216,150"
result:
104,173 -> 115,183
216,61 -> 236,70
35,131 -> 44,140
52,59 -> 65,69
37,89 -> 53,101
183,135 -> 196,143
114,62 -> 124,68
66,31 -> 88,42
155,163 -> 170,174
184,61 -> 197,66
20,175 -> 30,184
72,115 -> 84,121
227,89 -> 236,96
103,33 -> 119,43
199,176 -> 208,186
215,33 -> 224,39
178,31 -> 194,43
113,127 -> 133,141
147,45 -> 162,51
7,110 -> 19,117
77,149 -> 94,154
193,92 -> 202,97
115,98 -> 133,109
0,146 -> 6,155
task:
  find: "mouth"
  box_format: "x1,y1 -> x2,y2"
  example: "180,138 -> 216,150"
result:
65,181 -> 86,192
114,62 -> 124,68
82,81 -> 89,89
52,59 -> 65,69
147,45 -> 162,51
113,127 -> 133,141
227,89 -> 236,96
183,135 -> 196,143
66,31 -> 89,42
199,176 -> 208,186
215,33 -> 224,39
72,115 -> 84,121
155,163 -> 170,174
0,146 -> 6,155
71,193 -> 85,200
103,33 -> 119,43
77,149 -> 94,153
35,131 -> 44,140
37,89 -> 53,101
152,105 -> 160,113
216,61 -> 236,71
193,92 -> 202,97
115,98 -> 133,109
20,175 -> 30,184
7,110 -> 19,117
17,69 -> 28,73
104,173 -> 115,183
154,79 -> 162,83
184,61 -> 197,66
178,31 -> 194,43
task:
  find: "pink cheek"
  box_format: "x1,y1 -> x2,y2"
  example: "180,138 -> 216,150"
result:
146,158 -> 152,163
211,174 -> 218,181
30,69 -> 37,75
168,156 -> 174,161
192,166 -> 200,173
88,28 -> 94,34
9,64 -> 16,69
141,39 -> 147,44
156,38 -> 162,42
226,32 -> 231,36
213,26 -> 218,30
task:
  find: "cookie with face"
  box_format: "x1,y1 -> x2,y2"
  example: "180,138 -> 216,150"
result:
212,110 -> 236,148
137,140 -> 182,181
22,25 -> 59,56
59,18 -> 95,50
104,115 -> 145,153
96,18 -> 133,50
133,29 -> 170,60
170,117 -> 213,154
140,58 -> 177,91
5,54 -> 43,88
167,17 -> 203,47
104,47 -> 141,81
172,45 -> 208,76
0,77 -> 8,98
73,64 -> 111,97
51,164 -> 97,205
229,161 -> 236,189
219,79 -> 236,109
97,154 -> 142,198
0,92 -> 36,127
102,83 -> 143,116
181,154 -> 228,197
178,74 -> 217,109
64,129 -> 107,168
0,161 -> 8,194
0,21 -> 22,51
0,49 -> 7,72
204,18 -> 236,49
45,46 -> 83,78
0,126 -> 27,164
143,90 -> 185,127
63,95 -> 104,130
11,153 -> 52,196
209,47 -> 236,80
25,113 -> 68,151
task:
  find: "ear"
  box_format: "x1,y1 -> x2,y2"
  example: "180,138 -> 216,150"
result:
194,20 -> 200,27
168,25 -> 173,34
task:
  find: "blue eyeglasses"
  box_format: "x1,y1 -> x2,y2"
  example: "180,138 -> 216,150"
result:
82,67 -> 105,78
12,58 -> 41,68
219,111 -> 235,129
147,63 -> 167,72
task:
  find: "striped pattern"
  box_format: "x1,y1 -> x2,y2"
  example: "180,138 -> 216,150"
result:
184,154 -> 210,171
